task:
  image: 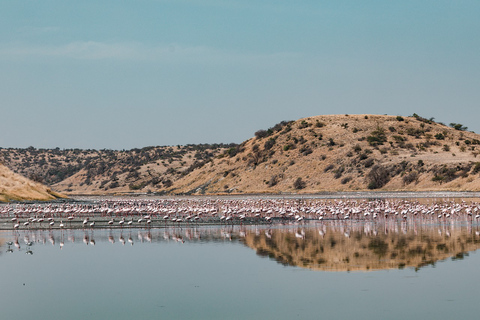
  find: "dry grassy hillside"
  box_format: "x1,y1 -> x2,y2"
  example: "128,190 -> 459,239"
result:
0,164 -> 65,202
167,114 -> 480,194
1,144 -> 233,195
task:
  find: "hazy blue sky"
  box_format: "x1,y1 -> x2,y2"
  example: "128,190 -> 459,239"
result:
1,1 -> 479,149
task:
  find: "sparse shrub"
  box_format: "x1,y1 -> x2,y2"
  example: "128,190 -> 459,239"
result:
299,120 -> 310,129
472,162 -> 480,174
293,177 -> 306,189
432,175 -> 445,183
405,143 -> 415,150
435,133 -> 445,140
334,167 -> 344,179
443,145 -> 450,152
324,164 -> 334,172
255,130 -> 268,139
406,127 -> 424,138
412,113 -> 434,124
341,177 -> 352,184
449,123 -> 468,131
226,147 -> 238,157
364,158 -> 374,168
366,165 -> 390,189
162,179 -> 173,188
269,175 -> 279,187
367,127 -> 387,146
264,138 -> 276,150
396,116 -> 404,121
129,183 -> 142,190
403,171 -> 419,185
300,146 -> 313,156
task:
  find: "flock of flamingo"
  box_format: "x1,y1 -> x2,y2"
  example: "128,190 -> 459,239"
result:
2,197 -> 480,230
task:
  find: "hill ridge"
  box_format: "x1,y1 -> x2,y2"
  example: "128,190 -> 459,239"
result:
2,114 -> 480,196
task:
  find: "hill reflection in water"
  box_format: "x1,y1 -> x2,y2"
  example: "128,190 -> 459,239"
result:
2,220 -> 480,272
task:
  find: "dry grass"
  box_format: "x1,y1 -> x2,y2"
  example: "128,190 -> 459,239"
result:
0,164 -> 66,202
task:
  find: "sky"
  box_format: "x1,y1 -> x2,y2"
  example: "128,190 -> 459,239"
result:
1,0 -> 479,150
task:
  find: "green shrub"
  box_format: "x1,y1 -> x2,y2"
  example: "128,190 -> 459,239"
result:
367,127 -> 387,146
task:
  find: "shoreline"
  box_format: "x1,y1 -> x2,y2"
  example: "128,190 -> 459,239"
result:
4,190 -> 480,204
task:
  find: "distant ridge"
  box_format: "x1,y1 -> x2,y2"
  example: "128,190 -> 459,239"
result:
3,114 -> 480,196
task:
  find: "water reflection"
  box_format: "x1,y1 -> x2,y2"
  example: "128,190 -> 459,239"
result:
244,221 -> 480,271
2,221 -> 480,272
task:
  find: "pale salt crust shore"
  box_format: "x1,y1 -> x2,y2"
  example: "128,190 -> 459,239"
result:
2,192 -> 480,230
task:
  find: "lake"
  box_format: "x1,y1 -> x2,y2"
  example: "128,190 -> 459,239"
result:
1,219 -> 480,319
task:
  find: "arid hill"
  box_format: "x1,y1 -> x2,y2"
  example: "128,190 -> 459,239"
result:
167,114 -> 480,194
0,164 -> 65,202
3,114 -> 480,196
0,144 -> 234,195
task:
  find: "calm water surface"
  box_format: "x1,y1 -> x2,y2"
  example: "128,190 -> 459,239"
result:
1,222 -> 480,320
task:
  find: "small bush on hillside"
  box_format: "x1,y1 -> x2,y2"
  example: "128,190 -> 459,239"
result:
255,130 -> 268,139
435,133 -> 445,140
324,164 -> 334,172
300,146 -> 313,156
367,127 -> 387,146
269,175 -> 279,187
472,162 -> 480,174
293,177 -> 306,189
264,138 -> 276,150
364,158 -> 374,168
299,120 -> 310,129
366,165 -> 390,189
334,167 -> 344,179
341,176 -> 352,184
403,171 -> 419,185
449,123 -> 468,131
